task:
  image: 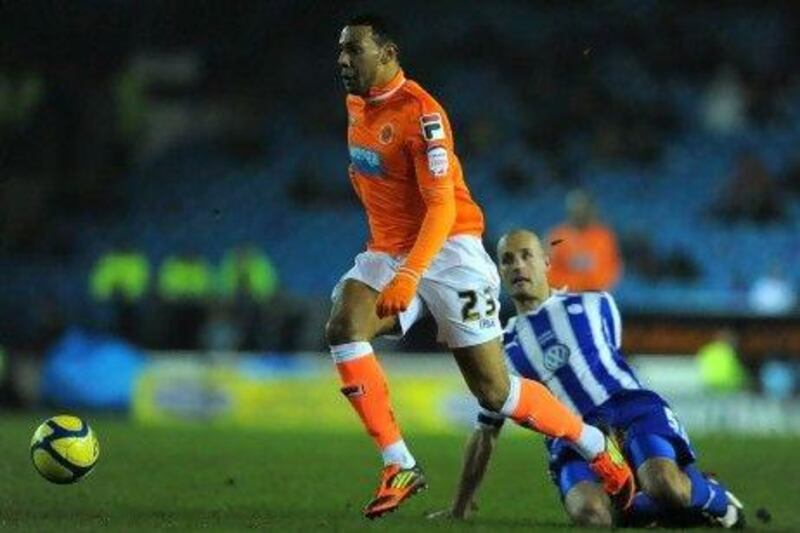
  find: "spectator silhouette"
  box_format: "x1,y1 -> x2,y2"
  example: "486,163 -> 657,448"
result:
713,152 -> 786,224
547,190 -> 622,292
89,242 -> 150,343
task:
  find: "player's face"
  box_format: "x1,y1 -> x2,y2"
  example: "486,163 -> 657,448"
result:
338,26 -> 382,95
497,232 -> 550,302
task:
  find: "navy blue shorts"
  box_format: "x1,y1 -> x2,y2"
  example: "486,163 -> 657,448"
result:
546,389 -> 697,498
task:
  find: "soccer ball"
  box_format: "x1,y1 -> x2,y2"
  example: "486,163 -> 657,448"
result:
30,415 -> 100,484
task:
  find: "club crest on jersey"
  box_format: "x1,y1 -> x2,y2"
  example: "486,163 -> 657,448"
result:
543,343 -> 570,371
349,146 -> 382,177
420,113 -> 445,141
567,303 -> 584,314
379,123 -> 394,145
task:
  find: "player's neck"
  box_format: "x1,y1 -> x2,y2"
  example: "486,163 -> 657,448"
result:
368,64 -> 402,95
514,287 -> 552,314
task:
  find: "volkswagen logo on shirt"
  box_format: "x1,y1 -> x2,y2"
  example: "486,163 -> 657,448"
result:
543,343 -> 570,371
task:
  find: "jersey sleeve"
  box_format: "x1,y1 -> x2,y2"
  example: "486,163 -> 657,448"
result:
407,98 -> 457,186
600,292 -> 622,350
400,98 -> 457,275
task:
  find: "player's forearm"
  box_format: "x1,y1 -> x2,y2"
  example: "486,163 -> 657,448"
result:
402,190 -> 456,275
451,427 -> 499,517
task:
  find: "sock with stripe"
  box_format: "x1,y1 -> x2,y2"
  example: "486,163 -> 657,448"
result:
684,464 -> 729,517
331,342 -> 415,469
627,490 -> 724,528
499,375 -> 604,459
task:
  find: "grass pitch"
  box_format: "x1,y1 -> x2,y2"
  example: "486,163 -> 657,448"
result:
0,414 -> 795,531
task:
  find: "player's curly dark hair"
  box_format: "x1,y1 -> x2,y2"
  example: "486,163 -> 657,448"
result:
346,14 -> 397,48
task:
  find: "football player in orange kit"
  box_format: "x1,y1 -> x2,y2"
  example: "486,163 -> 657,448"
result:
327,15 -> 634,519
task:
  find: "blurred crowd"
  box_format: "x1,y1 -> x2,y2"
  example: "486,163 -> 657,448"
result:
87,244 -> 298,352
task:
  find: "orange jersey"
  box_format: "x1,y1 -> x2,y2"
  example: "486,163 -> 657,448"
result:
547,223 -> 622,291
346,70 -> 484,264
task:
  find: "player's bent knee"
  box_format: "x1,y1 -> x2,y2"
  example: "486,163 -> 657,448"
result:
325,316 -> 362,346
640,461 -> 691,508
565,483 -> 613,528
567,498 -> 613,527
476,395 -> 504,413
473,382 -> 509,412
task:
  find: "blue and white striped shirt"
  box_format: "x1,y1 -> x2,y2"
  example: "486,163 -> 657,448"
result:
502,291 -> 641,417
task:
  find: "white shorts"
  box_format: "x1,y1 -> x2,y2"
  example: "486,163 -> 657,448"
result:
331,235 -> 502,349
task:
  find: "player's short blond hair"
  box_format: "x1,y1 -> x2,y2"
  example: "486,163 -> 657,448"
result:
497,229 -> 546,257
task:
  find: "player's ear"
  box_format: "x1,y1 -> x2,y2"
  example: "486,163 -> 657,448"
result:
380,43 -> 398,64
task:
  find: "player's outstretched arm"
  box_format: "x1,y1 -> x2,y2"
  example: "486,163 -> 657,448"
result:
452,425 -> 502,518
402,107 -> 458,278
428,423 -> 502,520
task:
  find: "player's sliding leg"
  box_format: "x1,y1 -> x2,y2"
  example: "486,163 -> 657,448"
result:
548,438 -> 646,527
627,435 -> 745,528
451,338 -> 635,507
623,467 -> 744,529
326,279 -> 426,519
506,374 -> 635,508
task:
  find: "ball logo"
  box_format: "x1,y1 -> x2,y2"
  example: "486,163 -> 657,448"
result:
543,343 -> 570,371
379,123 -> 394,144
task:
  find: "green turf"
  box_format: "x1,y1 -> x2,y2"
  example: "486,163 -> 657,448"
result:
0,414 -> 794,531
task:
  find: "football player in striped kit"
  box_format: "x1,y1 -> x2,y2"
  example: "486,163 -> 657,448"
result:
432,229 -> 744,528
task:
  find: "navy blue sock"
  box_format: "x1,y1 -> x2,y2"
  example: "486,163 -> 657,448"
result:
619,492 -> 663,528
630,491 -> 660,519
685,465 -> 729,517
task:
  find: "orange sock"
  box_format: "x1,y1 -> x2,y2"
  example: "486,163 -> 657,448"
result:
502,375 -> 583,441
332,342 -> 401,449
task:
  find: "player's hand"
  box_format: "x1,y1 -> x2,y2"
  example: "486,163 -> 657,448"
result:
375,268 -> 420,318
426,501 -> 477,521
426,509 -> 459,520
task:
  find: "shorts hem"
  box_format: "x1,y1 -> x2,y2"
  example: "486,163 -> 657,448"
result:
444,330 -> 502,349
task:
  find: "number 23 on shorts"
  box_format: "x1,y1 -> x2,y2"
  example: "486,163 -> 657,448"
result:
458,287 -> 497,322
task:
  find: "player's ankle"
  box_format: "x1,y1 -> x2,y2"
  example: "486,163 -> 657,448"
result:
382,439 -> 416,469
572,424 -> 606,460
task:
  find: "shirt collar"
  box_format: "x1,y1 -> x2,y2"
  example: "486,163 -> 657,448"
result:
518,288 -> 564,317
364,69 -> 406,104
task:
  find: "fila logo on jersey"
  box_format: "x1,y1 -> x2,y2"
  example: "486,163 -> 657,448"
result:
427,146 -> 448,177
420,113 -> 445,141
543,343 -> 570,371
